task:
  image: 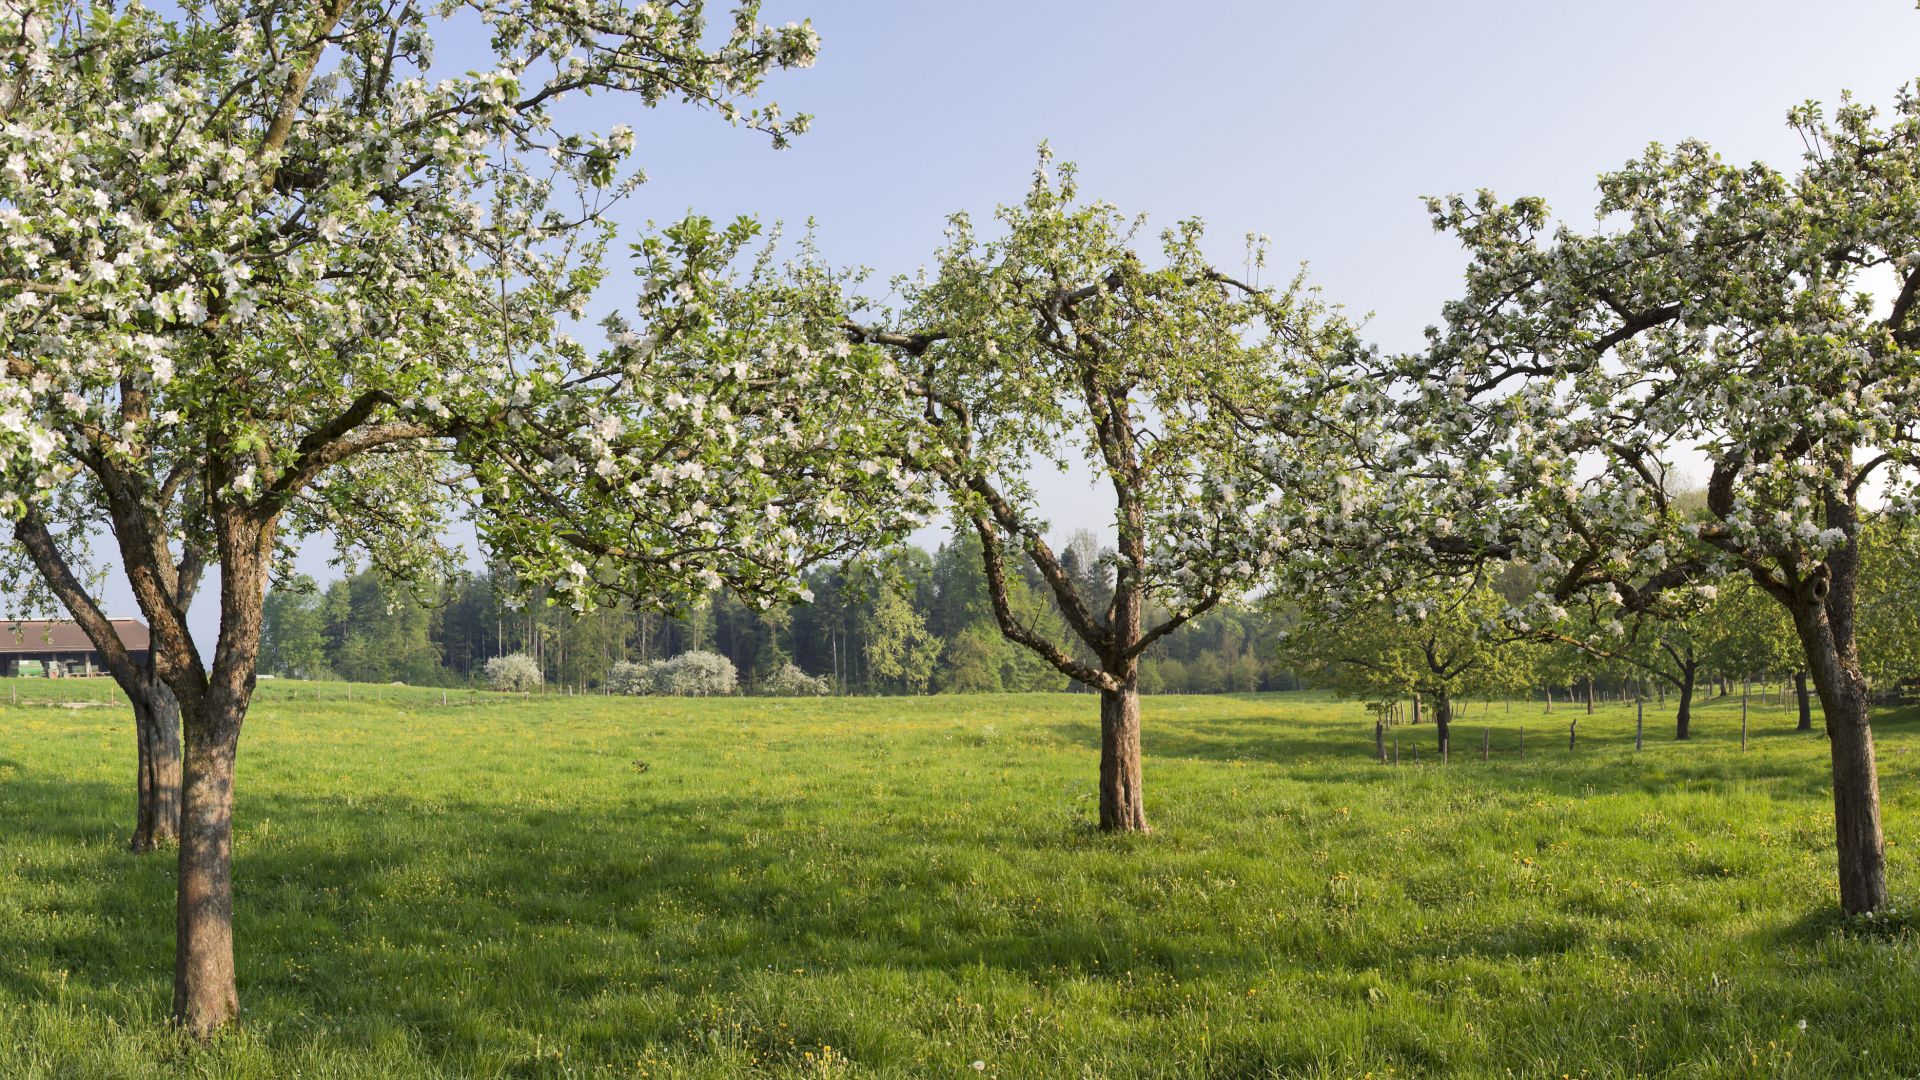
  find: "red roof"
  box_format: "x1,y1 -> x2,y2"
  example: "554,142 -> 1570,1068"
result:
0,619 -> 151,653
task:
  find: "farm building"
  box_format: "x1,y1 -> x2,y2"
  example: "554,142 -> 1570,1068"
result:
0,619 -> 150,677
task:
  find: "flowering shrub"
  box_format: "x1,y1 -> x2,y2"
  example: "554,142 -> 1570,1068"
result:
484,654 -> 543,693
606,660 -> 651,696
758,662 -> 830,697
607,651 -> 738,696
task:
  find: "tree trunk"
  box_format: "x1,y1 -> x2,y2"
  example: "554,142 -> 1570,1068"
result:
1815,661 -> 1884,914
1676,662 -> 1696,740
161,511 -> 273,1036
131,671 -> 183,852
1411,691 -> 1422,725
1098,681 -> 1146,832
173,716 -> 239,1038
1795,670 -> 1813,732
1434,692 -> 1451,761
1788,578 -> 1886,915
11,513 -> 194,853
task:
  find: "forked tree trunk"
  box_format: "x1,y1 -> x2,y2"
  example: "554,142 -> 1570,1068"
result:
162,513 -> 273,1036
1098,680 -> 1146,832
1676,662 -> 1696,740
131,672 -> 183,852
1795,670 -> 1813,733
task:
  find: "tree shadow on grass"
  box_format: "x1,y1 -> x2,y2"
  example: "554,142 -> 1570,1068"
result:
1040,712 -> 1370,768
1031,700 -> 1860,807
7,696 -> 1920,1067
0,769 -> 1352,1059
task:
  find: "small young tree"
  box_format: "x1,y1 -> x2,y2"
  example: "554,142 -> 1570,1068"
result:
483,653 -> 543,692
1696,580 -> 1801,717
822,156 -> 1363,831
652,650 -> 739,696
864,577 -> 941,694
1279,576 -> 1537,757
606,659 -> 650,696
759,661 -> 829,696
1404,83 -> 1920,913
1534,592 -> 1713,739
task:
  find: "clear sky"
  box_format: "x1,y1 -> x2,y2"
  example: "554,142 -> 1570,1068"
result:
76,0 -> 1920,648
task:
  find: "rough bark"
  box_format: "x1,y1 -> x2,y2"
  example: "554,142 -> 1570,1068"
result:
1434,692 -> 1451,760
173,723 -> 238,1037
1782,548 -> 1886,915
12,512 -> 192,851
131,670 -> 183,852
1795,670 -> 1813,733
1806,647 -> 1884,913
1097,680 -> 1146,832
163,513 -> 272,1036
1676,661 -> 1696,741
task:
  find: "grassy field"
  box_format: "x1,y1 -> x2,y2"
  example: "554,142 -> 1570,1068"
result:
3,680 -> 1920,1078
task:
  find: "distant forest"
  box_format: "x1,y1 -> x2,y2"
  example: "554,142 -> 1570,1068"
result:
260,529 -> 1291,694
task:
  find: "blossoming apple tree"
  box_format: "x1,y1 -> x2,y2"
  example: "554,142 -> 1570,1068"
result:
826,156 -> 1370,832
1403,85 -> 1920,914
0,0 -> 908,1037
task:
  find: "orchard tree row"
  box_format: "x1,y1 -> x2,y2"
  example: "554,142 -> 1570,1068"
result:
1284,517 -> 1920,752
5,0 -> 1920,1038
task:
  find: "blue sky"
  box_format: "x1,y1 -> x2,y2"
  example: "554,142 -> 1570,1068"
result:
81,0 -> 1920,646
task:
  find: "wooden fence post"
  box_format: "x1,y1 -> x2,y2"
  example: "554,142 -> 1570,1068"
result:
1635,699 -> 1643,752
1519,726 -> 1524,758
1569,720 -> 1577,751
1482,727 -> 1490,761
1376,720 -> 1386,764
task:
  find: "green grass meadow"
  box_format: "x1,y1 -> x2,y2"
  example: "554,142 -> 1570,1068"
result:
3,680 -> 1920,1077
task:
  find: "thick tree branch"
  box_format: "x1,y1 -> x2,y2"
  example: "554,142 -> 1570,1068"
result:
968,511 -> 1115,691
12,511 -> 145,688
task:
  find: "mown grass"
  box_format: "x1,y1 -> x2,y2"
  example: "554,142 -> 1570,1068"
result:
2,679 -> 1919,1077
